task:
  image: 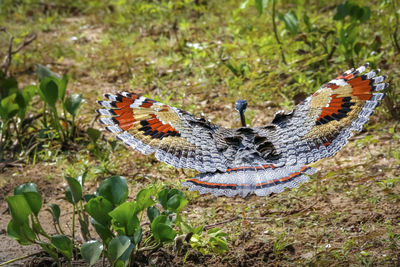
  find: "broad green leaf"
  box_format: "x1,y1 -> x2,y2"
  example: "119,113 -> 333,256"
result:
359,7 -> 371,22
17,85 -> 36,120
35,64 -> 61,81
334,2 -> 348,20
118,242 -> 135,267
108,236 -> 131,264
225,63 -> 238,76
147,206 -> 160,222
87,127 -> 100,142
81,240 -> 103,266
279,10 -> 298,35
254,0 -> 269,16
7,219 -> 35,245
193,225 -> 203,234
0,73 -> 18,99
209,236 -> 229,253
180,221 -> 193,233
58,74 -> 69,100
48,203 -> 61,223
65,176 -> 82,203
22,192 -> 42,216
158,189 -> 169,209
15,92 -> 27,113
158,189 -> 188,212
136,187 -> 156,212
152,223 -> 176,243
91,218 -> 114,245
14,184 -> 42,216
96,176 -> 128,206
133,227 -> 142,245
255,0 -> 263,16
83,194 -> 96,202
14,183 -> 39,195
65,93 -> 83,116
0,94 -> 19,120
65,187 -> 73,204
167,194 -> 188,213
51,234 -> 73,260
85,196 -> 113,226
39,77 -> 59,108
77,170 -> 88,187
151,215 -> 176,243
109,202 -> 140,236
6,195 -> 32,223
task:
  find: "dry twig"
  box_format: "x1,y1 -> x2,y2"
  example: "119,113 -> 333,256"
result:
0,27 -> 37,76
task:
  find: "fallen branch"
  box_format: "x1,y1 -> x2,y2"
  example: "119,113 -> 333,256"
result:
203,201 -> 318,230
204,215 -> 240,230
0,252 -> 42,266
0,27 -> 37,76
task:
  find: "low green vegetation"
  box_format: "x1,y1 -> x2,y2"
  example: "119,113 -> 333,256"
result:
6,174 -> 228,266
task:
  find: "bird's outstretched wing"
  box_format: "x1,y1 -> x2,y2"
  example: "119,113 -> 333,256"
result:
97,92 -> 227,173
265,63 -> 388,167
183,63 -> 388,197
97,64 -> 388,198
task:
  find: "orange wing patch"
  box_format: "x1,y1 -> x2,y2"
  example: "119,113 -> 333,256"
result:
316,96 -> 354,125
98,93 -> 181,139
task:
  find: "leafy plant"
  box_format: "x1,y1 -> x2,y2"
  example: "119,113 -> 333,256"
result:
333,1 -> 371,65
83,178 -> 190,266
36,64 -> 83,144
6,172 -> 228,266
187,226 -> 229,255
0,71 -> 36,160
6,183 -> 72,266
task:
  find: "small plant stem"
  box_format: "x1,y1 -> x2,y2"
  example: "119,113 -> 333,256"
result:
52,221 -> 60,234
77,202 -> 84,222
51,108 -> 65,143
72,204 -> 76,247
272,0 -> 287,65
0,124 -> 4,160
32,145 -> 38,165
143,235 -> 153,246
392,0 -> 400,53
34,215 -> 51,239
62,105 -> 70,140
0,252 -> 42,266
57,221 -> 66,235
137,242 -> 161,252
71,115 -> 75,141
139,210 -> 144,224
42,103 -> 47,127
12,118 -> 24,151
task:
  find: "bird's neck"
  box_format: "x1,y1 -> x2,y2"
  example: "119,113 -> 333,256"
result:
239,111 -> 246,127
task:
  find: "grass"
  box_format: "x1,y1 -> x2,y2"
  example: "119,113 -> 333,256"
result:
0,0 -> 399,265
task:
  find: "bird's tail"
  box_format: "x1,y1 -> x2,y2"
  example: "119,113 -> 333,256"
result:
182,164 -> 317,197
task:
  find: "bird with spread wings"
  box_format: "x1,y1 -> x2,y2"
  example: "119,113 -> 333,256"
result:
97,63 -> 388,197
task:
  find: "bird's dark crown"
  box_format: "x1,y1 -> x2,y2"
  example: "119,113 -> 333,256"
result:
235,99 -> 247,113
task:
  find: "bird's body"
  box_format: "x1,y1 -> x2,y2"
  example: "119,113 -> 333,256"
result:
97,63 -> 388,197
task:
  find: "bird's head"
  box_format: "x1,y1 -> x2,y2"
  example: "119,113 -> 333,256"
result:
235,99 -> 247,127
235,99 -> 247,114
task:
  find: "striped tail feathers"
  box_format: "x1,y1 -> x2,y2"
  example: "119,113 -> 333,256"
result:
182,164 -> 317,197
